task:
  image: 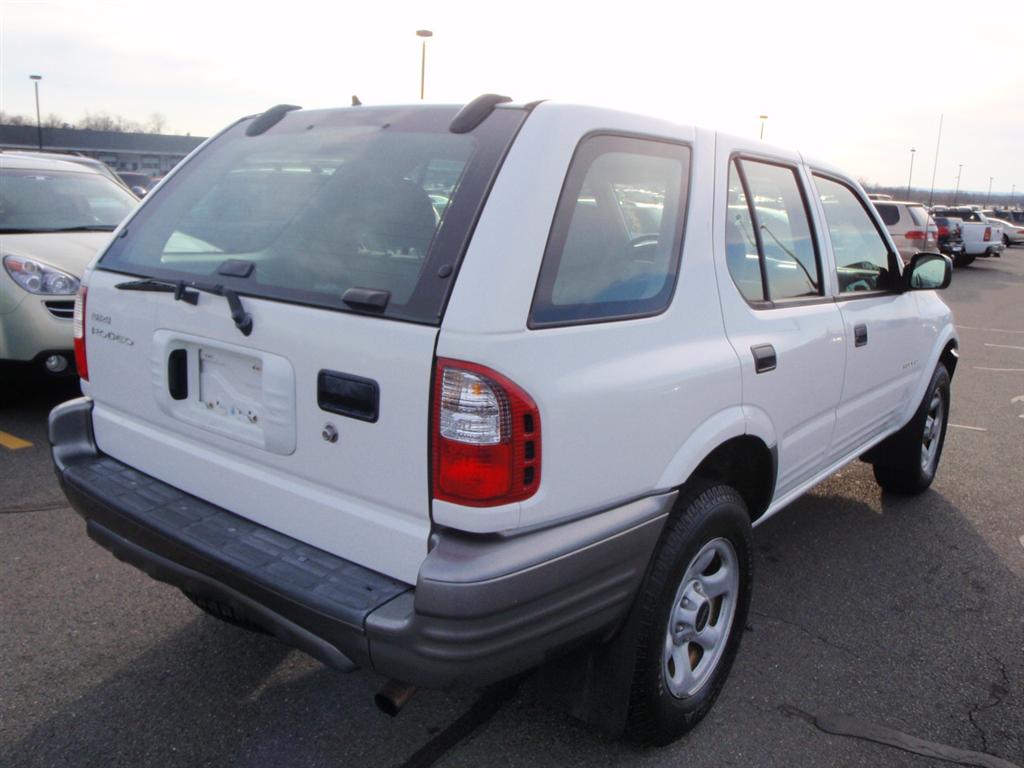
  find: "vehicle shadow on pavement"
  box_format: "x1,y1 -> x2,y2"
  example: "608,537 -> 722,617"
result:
3,466 -> 1021,768
1,607 -> 480,768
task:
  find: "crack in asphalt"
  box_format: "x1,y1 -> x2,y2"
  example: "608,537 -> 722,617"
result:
749,610 -> 867,661
0,501 -> 69,515
966,655 -> 1013,755
780,704 -> 1022,768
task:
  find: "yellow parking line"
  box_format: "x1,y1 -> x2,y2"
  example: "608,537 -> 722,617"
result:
0,431 -> 33,450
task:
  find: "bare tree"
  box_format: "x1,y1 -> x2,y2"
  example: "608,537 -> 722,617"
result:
146,113 -> 167,134
0,111 -> 27,125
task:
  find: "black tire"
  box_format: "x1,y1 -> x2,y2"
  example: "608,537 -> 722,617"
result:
952,253 -> 975,268
871,364 -> 950,494
183,591 -> 270,635
625,482 -> 753,746
1004,235 -> 1010,247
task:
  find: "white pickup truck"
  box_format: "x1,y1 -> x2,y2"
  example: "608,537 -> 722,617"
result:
934,207 -> 1005,258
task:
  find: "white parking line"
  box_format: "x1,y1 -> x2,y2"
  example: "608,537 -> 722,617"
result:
949,424 -> 987,432
984,343 -> 1024,351
957,325 -> 1024,334
974,367 -> 1024,372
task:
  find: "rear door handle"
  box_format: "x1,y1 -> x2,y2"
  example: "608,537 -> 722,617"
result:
854,324 -> 868,347
751,344 -> 777,374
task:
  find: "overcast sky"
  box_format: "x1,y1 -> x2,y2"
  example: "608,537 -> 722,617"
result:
2,0 -> 1021,192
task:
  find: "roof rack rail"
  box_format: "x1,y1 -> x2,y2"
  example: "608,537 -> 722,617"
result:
449,94 -> 512,134
246,104 -> 302,137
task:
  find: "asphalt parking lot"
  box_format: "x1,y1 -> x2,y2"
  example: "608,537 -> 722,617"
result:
2,249 -> 1023,768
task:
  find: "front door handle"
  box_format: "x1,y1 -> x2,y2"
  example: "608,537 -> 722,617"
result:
854,323 -> 868,347
751,344 -> 777,374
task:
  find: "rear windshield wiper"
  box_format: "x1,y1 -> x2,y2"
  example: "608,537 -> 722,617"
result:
115,278 -> 253,336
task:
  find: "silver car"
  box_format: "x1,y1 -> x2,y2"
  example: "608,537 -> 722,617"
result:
1,153 -> 137,381
872,200 -> 939,263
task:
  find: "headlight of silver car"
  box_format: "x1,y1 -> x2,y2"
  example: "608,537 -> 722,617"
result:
2,255 -> 81,295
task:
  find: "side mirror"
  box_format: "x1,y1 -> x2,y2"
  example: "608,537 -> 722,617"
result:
904,252 -> 951,291
131,185 -> 148,198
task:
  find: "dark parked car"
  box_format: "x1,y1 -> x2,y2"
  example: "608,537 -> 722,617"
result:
932,216 -> 970,266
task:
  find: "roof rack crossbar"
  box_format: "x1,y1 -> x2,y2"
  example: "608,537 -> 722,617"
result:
246,104 -> 302,137
449,94 -> 512,134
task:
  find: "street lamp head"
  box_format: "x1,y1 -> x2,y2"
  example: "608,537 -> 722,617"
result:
759,114 -> 768,120
416,29 -> 433,38
30,74 -> 42,81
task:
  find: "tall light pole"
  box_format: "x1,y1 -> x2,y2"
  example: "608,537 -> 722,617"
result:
986,177 -> 993,207
759,115 -> 768,140
30,74 -> 43,150
416,30 -> 433,100
1012,184 -> 1017,208
953,163 -> 963,205
906,148 -> 916,200
927,114 -> 943,207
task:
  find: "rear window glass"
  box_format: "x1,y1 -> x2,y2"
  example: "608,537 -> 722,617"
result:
530,135 -> 690,326
98,106 -> 525,324
875,203 -> 900,226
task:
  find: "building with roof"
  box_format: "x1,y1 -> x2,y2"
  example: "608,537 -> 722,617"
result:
0,124 -> 206,177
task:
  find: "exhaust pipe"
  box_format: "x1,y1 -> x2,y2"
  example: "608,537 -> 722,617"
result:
375,679 -> 417,717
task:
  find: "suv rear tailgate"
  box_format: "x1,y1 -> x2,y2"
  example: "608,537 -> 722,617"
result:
83,267 -> 436,583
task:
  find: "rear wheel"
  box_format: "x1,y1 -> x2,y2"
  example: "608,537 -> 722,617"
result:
625,482 -> 752,745
872,364 -> 950,494
953,253 -> 975,268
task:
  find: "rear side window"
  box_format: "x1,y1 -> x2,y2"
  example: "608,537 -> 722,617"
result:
725,158 -> 821,303
875,204 -> 900,226
907,205 -> 930,227
530,134 -> 690,326
813,174 -> 897,294
97,106 -> 526,324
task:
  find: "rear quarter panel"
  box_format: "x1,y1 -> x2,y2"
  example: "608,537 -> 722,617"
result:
438,107 -> 742,532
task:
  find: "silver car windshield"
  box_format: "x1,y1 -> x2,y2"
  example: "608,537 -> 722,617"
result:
0,168 -> 137,233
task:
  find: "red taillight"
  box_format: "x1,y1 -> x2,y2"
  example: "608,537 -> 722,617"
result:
937,225 -> 950,238
73,285 -> 89,381
983,227 -> 992,242
432,358 -> 540,507
905,230 -> 926,241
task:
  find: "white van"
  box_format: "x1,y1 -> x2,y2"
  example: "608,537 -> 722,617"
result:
50,96 -> 958,744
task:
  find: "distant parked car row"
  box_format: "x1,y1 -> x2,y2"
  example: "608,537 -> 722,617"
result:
872,198 -> 1022,268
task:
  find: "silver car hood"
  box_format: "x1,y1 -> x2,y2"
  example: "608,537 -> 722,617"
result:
0,231 -> 114,278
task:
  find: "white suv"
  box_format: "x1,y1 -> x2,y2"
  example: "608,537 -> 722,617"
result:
50,97 -> 958,745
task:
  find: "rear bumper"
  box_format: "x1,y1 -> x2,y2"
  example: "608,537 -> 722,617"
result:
50,397 -> 672,688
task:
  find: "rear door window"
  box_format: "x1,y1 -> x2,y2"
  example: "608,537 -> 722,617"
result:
530,134 -> 690,326
813,174 -> 899,294
97,106 -> 526,324
725,158 -> 821,303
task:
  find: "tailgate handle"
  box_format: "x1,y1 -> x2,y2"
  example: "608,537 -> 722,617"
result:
168,349 -> 188,400
317,370 -> 379,423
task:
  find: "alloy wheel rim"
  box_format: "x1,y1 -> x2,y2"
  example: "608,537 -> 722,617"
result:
663,537 -> 739,698
921,392 -> 944,472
